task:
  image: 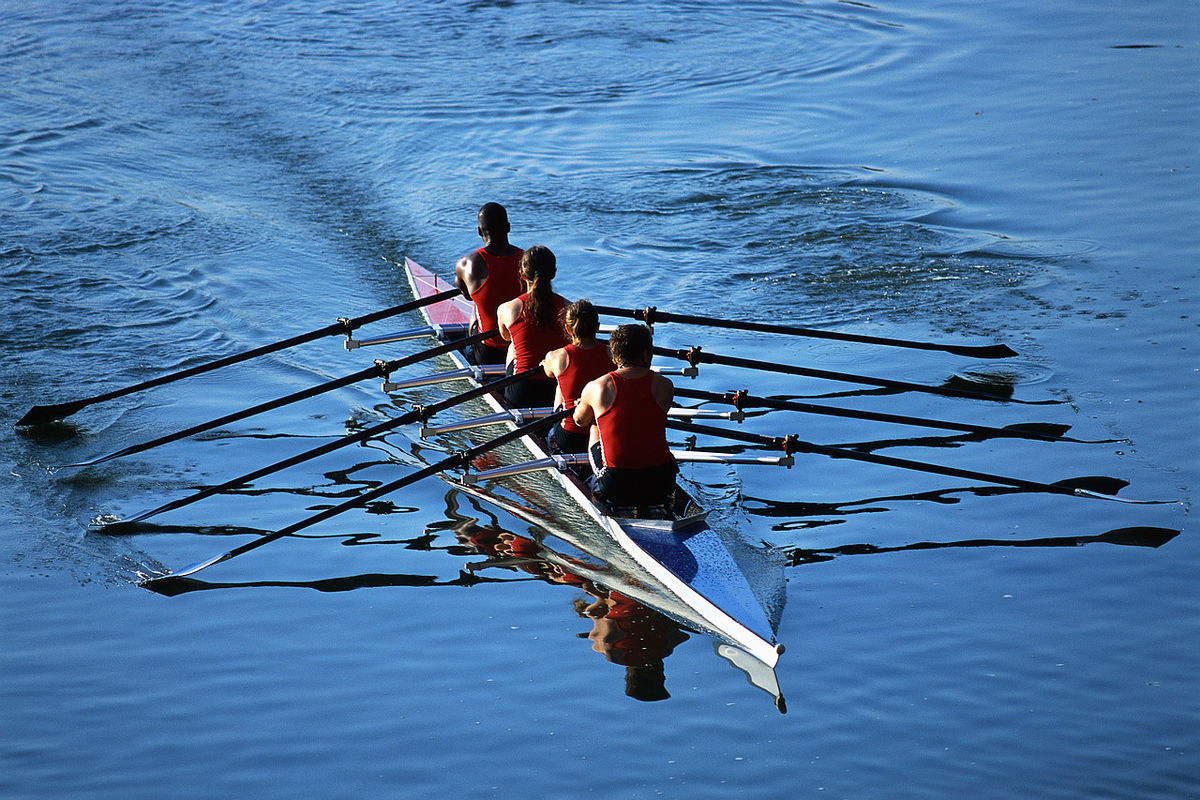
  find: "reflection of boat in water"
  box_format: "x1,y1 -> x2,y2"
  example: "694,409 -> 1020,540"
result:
377,259 -> 787,705
446,483 -> 788,711
450,504 -> 692,703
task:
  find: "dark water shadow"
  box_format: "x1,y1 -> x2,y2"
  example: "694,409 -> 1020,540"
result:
784,526 -> 1180,567
743,476 -> 1135,531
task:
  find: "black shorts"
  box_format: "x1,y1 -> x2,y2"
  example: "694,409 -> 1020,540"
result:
502,362 -> 557,408
468,321 -> 508,366
550,421 -> 590,454
588,442 -> 678,509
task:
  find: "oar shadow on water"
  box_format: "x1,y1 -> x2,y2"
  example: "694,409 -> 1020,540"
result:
742,476 -> 1137,532
783,526 -> 1181,568
142,568 -> 529,597
824,427 -> 1070,454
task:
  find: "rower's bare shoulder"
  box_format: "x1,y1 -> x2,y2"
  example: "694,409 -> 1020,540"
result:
543,346 -> 569,375
454,250 -> 486,295
652,371 -> 674,405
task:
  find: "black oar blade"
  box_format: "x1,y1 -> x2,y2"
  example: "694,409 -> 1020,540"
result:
945,343 -> 1018,359
17,401 -> 86,428
1002,423 -> 1073,438
139,574 -> 207,597
1096,527 -> 1181,548
1050,475 -> 1129,496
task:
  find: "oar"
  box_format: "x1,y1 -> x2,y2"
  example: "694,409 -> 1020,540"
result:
102,366 -> 546,527
654,345 -> 1058,404
140,408 -> 570,586
674,387 -> 1115,444
60,328 -> 497,468
17,288 -> 461,427
666,419 -> 1175,504
593,304 -> 1018,358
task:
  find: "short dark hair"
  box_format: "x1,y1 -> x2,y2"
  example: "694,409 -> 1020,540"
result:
609,324 -> 653,367
477,202 -> 509,235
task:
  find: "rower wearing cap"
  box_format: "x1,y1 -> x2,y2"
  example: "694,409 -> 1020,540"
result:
454,202 -> 524,365
542,299 -> 615,454
496,245 -> 570,408
573,323 -> 678,515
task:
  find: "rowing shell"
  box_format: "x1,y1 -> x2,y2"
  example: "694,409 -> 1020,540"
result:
402,258 -> 784,672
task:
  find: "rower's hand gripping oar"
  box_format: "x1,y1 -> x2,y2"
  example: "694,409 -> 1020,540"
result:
60,328 -> 498,469
105,366 -> 546,527
667,419 -> 1177,505
140,408 -> 571,587
16,288 -> 461,428
594,304 -> 1018,359
674,387 -> 1119,444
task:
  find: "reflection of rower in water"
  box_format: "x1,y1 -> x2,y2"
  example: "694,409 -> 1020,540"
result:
496,245 -> 570,408
572,323 -> 679,516
541,299 -> 615,455
573,586 -> 690,702
454,202 -> 524,365
453,522 -> 688,701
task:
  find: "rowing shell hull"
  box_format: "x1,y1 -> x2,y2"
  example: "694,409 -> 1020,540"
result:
403,258 -> 782,669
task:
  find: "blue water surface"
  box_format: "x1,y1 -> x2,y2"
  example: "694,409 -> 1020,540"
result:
2,1 -> 1196,798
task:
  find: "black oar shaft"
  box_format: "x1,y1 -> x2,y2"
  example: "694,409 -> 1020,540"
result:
68,329 -> 496,467
667,419 -> 1106,500
654,345 -> 1007,402
120,366 -> 542,523
674,387 -> 1073,442
17,288 -> 461,427
594,304 -> 1017,358
143,408 -> 570,583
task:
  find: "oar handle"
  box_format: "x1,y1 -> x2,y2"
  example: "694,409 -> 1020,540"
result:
593,304 -> 1017,358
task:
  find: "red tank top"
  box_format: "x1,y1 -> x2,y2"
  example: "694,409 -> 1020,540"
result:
557,342 -> 615,433
596,371 -> 671,469
508,292 -> 569,375
472,247 -> 523,349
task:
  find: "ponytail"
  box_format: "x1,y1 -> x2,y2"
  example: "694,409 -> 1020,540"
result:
520,245 -> 558,330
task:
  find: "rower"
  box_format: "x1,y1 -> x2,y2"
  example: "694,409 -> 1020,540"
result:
496,245 -> 570,408
542,299 -> 615,455
454,202 -> 524,365
573,324 -> 678,517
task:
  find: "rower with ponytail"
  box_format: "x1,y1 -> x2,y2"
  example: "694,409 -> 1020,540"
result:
497,245 -> 570,407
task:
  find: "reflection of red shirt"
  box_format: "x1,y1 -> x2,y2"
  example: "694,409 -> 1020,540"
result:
596,372 -> 671,468
601,591 -> 687,667
472,248 -> 523,350
557,343 -> 615,433
508,292 -> 569,373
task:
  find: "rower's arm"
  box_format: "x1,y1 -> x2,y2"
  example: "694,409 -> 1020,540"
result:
496,297 -> 519,342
